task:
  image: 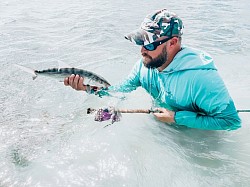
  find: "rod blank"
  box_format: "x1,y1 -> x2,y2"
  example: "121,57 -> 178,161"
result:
87,108 -> 250,114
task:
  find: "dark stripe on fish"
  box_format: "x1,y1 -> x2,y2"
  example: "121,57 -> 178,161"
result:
35,68 -> 111,87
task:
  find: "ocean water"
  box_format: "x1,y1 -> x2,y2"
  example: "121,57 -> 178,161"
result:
0,0 -> 250,186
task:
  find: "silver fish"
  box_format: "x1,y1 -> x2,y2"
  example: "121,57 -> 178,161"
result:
15,63 -> 111,88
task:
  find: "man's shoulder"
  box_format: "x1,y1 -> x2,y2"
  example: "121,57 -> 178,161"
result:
168,46 -> 216,72
192,69 -> 225,89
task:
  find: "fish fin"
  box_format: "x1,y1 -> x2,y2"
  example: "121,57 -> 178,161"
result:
58,60 -> 72,69
14,64 -> 37,80
86,78 -> 92,85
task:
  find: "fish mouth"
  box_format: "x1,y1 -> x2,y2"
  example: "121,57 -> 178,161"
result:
104,83 -> 111,88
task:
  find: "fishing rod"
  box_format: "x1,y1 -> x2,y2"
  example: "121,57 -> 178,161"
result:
87,108 -> 156,114
88,108 -> 250,114
87,107 -> 158,125
87,107 -> 250,124
237,109 -> 250,112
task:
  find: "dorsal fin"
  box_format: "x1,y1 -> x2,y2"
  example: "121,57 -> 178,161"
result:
58,60 -> 72,69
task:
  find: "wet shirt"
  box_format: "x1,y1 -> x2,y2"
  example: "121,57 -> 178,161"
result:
105,47 -> 241,130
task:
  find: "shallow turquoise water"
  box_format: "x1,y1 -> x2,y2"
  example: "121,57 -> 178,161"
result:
0,0 -> 250,186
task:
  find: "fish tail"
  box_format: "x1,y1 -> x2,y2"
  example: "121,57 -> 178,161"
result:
14,64 -> 37,79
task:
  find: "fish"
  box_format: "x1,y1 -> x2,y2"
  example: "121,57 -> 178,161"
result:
14,61 -> 111,88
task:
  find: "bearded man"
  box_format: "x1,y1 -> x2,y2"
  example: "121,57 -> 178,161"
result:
64,9 -> 241,130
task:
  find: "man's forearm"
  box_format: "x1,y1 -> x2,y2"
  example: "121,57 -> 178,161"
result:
174,111 -> 241,130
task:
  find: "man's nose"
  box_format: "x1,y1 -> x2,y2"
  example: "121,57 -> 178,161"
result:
141,46 -> 147,53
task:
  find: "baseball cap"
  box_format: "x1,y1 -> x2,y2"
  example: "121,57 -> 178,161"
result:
125,9 -> 184,46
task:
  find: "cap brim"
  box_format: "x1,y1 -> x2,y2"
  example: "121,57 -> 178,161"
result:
124,29 -> 157,46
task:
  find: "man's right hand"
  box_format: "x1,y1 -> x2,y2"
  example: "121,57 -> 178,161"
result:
64,74 -> 87,91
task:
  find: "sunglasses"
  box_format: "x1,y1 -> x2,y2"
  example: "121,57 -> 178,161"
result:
143,37 -> 173,51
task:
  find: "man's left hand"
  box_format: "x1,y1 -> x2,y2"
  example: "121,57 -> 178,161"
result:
153,108 -> 176,124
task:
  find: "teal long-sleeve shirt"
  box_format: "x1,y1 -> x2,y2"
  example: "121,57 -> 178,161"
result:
100,47 -> 241,130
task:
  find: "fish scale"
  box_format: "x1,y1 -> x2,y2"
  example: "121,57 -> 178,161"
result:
16,64 -> 111,88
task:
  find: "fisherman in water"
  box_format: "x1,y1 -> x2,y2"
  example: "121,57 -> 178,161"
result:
64,9 -> 241,130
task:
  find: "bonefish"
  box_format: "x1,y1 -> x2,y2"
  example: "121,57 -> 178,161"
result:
15,62 -> 111,88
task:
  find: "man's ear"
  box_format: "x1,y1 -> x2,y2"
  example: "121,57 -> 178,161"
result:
169,37 -> 178,46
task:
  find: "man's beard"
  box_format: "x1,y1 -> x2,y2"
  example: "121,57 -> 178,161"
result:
142,46 -> 168,69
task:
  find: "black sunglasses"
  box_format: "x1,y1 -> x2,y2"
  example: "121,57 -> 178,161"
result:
143,37 -> 173,51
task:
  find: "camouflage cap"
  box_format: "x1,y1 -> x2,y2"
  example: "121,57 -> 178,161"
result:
125,9 -> 184,46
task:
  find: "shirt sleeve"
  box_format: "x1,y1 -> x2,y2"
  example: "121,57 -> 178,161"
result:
174,71 -> 241,130
96,59 -> 142,97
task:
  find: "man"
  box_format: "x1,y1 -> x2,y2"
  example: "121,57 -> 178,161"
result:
64,9 -> 241,130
